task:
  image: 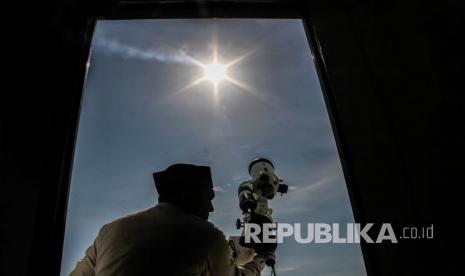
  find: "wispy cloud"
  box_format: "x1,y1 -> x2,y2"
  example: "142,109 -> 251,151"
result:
277,265 -> 301,272
271,161 -> 345,216
213,185 -> 226,192
94,36 -> 196,65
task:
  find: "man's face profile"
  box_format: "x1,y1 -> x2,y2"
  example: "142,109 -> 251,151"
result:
189,183 -> 215,220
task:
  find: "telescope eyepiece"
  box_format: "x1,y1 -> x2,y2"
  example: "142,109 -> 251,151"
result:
238,181 -> 257,213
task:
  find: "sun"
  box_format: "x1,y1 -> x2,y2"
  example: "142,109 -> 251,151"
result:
176,42 -> 255,99
204,62 -> 227,84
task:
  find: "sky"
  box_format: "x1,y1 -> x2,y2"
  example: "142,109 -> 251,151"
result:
61,19 -> 366,275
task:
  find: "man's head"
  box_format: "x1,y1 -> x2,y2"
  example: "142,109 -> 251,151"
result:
153,164 -> 215,220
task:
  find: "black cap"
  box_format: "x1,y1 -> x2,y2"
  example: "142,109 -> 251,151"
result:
153,163 -> 213,196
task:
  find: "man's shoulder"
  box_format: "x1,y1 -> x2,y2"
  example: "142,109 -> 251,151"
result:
210,223 -> 226,238
94,208 -> 154,238
107,207 -> 154,225
97,204 -> 224,236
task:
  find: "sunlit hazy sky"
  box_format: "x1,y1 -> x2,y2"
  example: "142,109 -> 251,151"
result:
61,19 -> 366,275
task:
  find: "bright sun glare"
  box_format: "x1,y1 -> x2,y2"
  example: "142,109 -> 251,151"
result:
204,62 -> 227,84
176,41 -> 256,104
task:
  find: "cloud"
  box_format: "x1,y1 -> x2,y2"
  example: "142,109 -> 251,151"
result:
94,36 -> 196,65
213,185 -> 226,192
271,160 -> 346,216
277,265 -> 301,272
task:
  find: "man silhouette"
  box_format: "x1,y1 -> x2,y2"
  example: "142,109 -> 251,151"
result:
71,163 -> 265,275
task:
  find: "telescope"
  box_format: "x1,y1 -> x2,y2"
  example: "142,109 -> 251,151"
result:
229,158 -> 288,269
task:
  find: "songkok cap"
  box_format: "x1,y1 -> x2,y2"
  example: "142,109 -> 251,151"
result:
153,163 -> 213,196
